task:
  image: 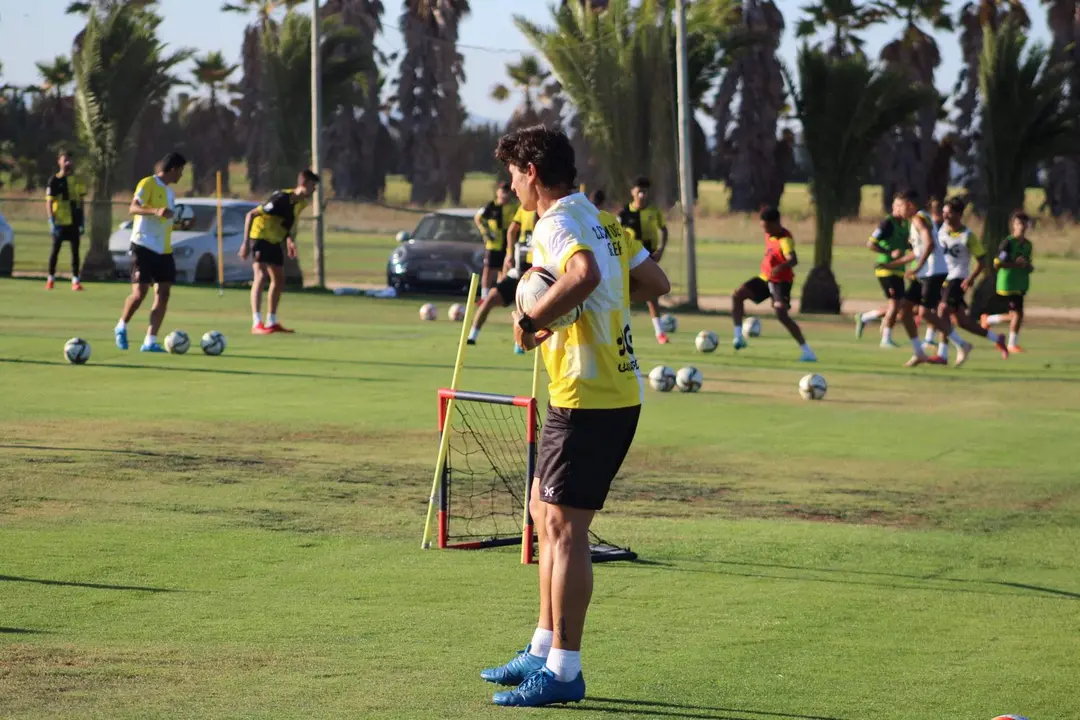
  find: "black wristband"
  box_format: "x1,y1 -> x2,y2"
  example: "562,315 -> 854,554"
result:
518,314 -> 537,333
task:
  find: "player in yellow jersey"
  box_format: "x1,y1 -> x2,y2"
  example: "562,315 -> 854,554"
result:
480,126 -> 670,707
474,181 -> 519,301
114,152 -> 186,352
617,177 -> 670,343
466,205 -> 537,352
44,150 -> 87,291
240,169 -> 320,334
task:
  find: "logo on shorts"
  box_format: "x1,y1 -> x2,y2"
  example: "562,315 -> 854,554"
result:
543,486 -> 554,499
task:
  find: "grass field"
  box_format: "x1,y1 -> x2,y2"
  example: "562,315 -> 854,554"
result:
2,278 -> 1079,719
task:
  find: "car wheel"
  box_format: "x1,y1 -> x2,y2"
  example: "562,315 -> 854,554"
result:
0,245 -> 12,276
194,254 -> 216,285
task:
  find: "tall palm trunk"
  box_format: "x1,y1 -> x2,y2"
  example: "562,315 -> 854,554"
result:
1043,0 -> 1080,220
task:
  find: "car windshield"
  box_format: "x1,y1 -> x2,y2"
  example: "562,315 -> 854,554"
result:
412,214 -> 482,244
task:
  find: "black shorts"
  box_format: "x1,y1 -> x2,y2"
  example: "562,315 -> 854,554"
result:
905,275 -> 945,308
944,279 -> 967,309
878,275 -> 904,300
485,249 -> 506,268
1000,292 -> 1025,312
252,239 -> 285,267
743,276 -> 792,307
495,263 -> 531,305
130,243 -> 176,285
52,225 -> 81,244
537,405 -> 641,511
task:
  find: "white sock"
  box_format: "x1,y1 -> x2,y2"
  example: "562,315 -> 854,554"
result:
116,319 -> 127,331
948,331 -> 965,346
651,317 -> 663,335
987,330 -> 1000,343
987,314 -> 1006,324
882,326 -> 893,343
480,288 -> 489,300
861,310 -> 884,323
528,628 -> 553,659
468,327 -> 479,341
72,276 -> 79,284
924,327 -> 937,344
145,334 -> 156,345
734,325 -> 745,341
938,341 -> 949,359
545,648 -> 581,682
910,337 -> 925,355
253,312 -> 262,326
1009,331 -> 1019,347
48,274 -> 55,282
268,313 -> 277,326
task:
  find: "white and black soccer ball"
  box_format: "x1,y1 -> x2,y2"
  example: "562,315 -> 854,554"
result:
743,316 -> 762,337
515,266 -> 582,332
164,330 -> 190,354
64,337 -> 91,365
695,330 -> 719,353
419,303 -> 437,321
201,330 -> 227,356
448,303 -> 466,322
648,365 -> 677,392
659,314 -> 678,333
799,373 -> 827,400
676,366 -> 702,393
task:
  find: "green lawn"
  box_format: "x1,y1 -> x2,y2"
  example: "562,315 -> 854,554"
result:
1,279 -> 1079,719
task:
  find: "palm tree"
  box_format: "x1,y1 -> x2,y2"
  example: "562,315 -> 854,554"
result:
491,55 -> 550,130
785,46 -> 935,313
72,3 -> 190,278
1040,0 -> 1080,220
794,0 -> 885,58
395,0 -> 471,205
184,51 -> 240,193
36,57 -> 76,99
974,21 -> 1080,307
875,0 -> 951,212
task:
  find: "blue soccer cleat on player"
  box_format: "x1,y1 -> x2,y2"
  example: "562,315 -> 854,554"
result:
513,344 -> 525,355
115,327 -> 129,350
492,668 -> 585,707
733,336 -> 748,351
140,341 -> 166,353
480,646 -> 545,686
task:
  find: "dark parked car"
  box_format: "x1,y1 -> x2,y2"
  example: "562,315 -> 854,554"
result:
386,208 -> 485,293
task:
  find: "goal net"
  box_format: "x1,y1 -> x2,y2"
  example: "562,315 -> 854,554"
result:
434,388 -> 636,564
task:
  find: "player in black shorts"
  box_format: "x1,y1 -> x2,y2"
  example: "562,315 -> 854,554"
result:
466,207 -> 536,352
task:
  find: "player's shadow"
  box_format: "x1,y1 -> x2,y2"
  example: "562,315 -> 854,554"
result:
622,558 -> 1080,601
0,626 -> 51,635
0,357 -> 379,382
565,698 -> 846,720
0,574 -> 179,593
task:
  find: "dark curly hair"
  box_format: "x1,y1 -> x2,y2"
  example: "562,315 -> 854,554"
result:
494,125 -> 576,189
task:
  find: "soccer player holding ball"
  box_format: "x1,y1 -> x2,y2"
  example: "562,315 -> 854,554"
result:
731,207 -> 816,362
466,206 -> 537,352
481,125 -> 669,707
240,169 -> 320,334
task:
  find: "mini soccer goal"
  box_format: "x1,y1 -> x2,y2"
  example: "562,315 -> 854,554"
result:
424,388 -> 636,564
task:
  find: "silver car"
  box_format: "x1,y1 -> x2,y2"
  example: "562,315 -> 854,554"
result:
386,208 -> 486,293
109,198 -> 259,284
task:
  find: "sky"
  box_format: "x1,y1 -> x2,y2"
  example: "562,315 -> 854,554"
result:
0,0 -> 1054,137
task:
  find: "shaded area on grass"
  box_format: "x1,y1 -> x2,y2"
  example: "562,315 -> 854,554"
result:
0,575 -> 178,593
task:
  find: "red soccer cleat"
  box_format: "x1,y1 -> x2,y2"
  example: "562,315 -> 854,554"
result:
252,323 -> 267,334
656,332 -> 669,345
995,336 -> 1009,359
1007,345 -> 1025,354
72,281 -> 84,291
265,323 -> 294,334
45,278 -> 55,290
927,355 -> 948,365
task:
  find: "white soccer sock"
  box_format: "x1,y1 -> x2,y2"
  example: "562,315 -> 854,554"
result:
882,326 -> 893,343
72,276 -> 79,284
910,337 -> 925,355
652,317 -> 663,335
924,327 -> 937,344
1009,331 -> 1019,347
987,330 -> 1000,343
545,648 -> 581,682
268,313 -> 277,326
734,325 -> 745,341
987,314 -> 1006,325
861,310 -> 884,323
253,312 -> 262,326
116,319 -> 127,331
468,327 -> 479,341
145,334 -> 156,345
47,274 -> 55,282
938,341 -> 949,359
528,628 -> 553,659
480,288 -> 489,300
948,330 -> 966,346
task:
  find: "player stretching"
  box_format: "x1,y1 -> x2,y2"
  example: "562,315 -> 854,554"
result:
483,125 -> 669,707
466,205 -> 537,352
240,169 -> 319,334
981,211 -> 1033,353
617,177 -> 670,344
937,197 -> 1009,360
475,181 -> 518,300
731,207 -> 816,362
45,150 -> 86,291
855,194 -> 909,347
115,152 -> 186,353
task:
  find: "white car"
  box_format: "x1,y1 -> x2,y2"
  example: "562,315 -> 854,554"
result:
0,209 -> 14,276
109,198 -> 259,284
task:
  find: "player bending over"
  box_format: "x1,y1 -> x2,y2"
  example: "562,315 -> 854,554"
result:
731,207 -> 816,362
617,177 -> 670,344
240,169 -> 319,334
481,125 -> 669,707
115,152 -> 186,353
474,181 -> 518,301
981,211 -> 1033,353
855,194 -> 909,347
937,197 -> 1009,360
466,205 -> 537,353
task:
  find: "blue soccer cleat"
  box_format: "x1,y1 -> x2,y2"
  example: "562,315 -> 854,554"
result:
513,344 -> 525,355
480,646 -> 545,686
115,327 -> 129,350
140,341 -> 166,353
492,668 -> 585,707
733,337 -> 748,351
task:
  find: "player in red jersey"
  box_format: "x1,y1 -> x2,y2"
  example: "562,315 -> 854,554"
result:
731,207 -> 816,362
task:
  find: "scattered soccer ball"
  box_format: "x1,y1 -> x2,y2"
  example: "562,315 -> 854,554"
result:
743,316 -> 762,337
419,303 -> 437,321
447,303 -> 466,322
515,266 -> 582,331
648,365 -> 676,392
798,373 -> 827,400
64,337 -> 91,365
164,330 -> 190,354
659,314 -> 678,333
695,330 -> 719,353
201,330 -> 227,356
675,366 -> 702,393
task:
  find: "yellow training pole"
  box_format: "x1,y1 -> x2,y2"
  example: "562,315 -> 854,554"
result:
521,349 -> 543,564
216,171 -> 224,297
422,273 -> 481,549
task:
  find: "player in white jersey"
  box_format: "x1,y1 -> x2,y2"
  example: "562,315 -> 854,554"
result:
922,197 -> 945,348
937,197 -> 1009,359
